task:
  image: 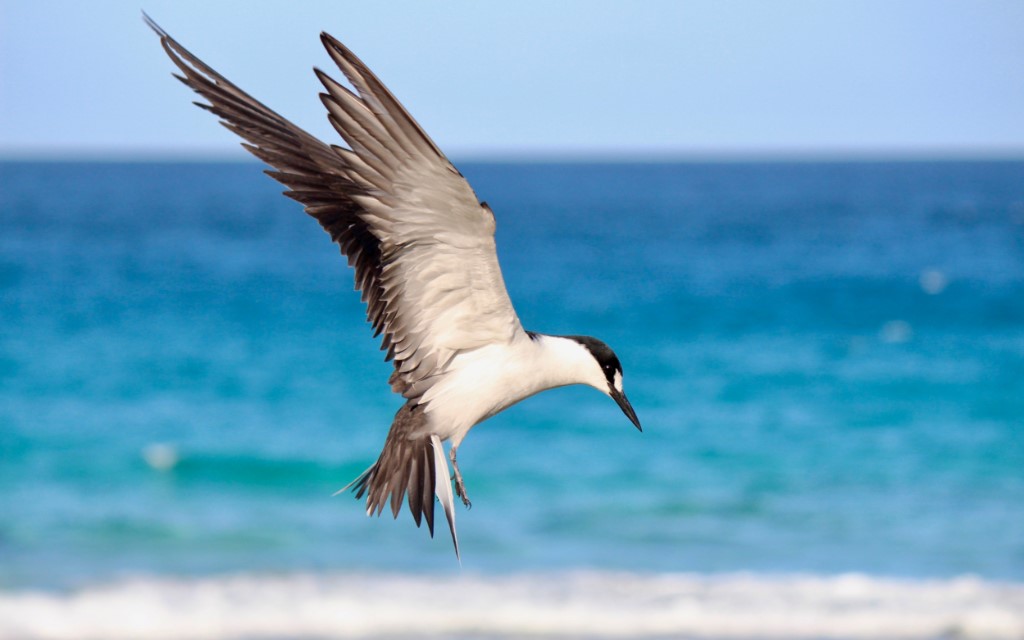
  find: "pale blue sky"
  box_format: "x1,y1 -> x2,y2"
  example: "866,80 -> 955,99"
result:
2,0 -> 1022,159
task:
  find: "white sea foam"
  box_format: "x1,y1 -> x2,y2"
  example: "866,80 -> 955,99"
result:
141,442 -> 180,471
1,571 -> 1022,640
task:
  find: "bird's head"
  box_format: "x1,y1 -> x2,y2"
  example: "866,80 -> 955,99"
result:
566,335 -> 642,432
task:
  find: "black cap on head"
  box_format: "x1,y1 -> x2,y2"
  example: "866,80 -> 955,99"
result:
566,335 -> 641,431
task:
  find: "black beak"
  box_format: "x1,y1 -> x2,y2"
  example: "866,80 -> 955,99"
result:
610,388 -> 642,432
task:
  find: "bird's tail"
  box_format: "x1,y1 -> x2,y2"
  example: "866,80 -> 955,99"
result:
337,402 -> 459,558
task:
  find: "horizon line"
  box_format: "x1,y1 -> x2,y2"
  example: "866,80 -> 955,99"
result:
2,145 -> 1024,164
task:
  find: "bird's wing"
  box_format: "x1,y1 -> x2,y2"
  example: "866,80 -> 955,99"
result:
148,18 -> 523,400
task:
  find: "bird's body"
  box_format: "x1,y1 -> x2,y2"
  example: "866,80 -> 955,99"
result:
422,334 -> 605,443
148,16 -> 640,558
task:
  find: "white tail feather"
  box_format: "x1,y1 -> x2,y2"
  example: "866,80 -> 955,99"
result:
431,435 -> 460,560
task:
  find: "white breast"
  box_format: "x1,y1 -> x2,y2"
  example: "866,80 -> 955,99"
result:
416,333 -> 604,447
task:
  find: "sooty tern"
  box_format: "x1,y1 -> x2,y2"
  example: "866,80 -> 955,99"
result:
147,17 -> 642,558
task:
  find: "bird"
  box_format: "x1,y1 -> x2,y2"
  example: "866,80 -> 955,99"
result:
146,16 -> 641,558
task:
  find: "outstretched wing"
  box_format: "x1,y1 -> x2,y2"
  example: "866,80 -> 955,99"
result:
147,17 -> 523,400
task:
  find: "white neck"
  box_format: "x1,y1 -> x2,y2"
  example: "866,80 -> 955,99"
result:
529,334 -> 607,393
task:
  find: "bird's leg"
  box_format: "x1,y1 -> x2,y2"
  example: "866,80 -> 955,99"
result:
450,446 -> 472,509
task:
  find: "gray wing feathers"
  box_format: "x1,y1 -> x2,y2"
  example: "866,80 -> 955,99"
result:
319,34 -> 443,160
148,17 -> 522,402
145,17 -> 390,349
315,36 -> 524,398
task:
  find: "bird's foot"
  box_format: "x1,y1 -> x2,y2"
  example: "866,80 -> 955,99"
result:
455,478 -> 472,509
450,447 -> 472,509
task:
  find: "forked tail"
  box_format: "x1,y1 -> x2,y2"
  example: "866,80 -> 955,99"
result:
338,402 -> 460,559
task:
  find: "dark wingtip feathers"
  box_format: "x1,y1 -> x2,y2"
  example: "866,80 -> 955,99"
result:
320,31 -> 347,55
141,11 -> 167,39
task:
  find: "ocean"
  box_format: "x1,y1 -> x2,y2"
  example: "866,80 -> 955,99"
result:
1,159 -> 1023,638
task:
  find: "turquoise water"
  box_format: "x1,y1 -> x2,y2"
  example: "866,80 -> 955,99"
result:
1,160 -> 1023,635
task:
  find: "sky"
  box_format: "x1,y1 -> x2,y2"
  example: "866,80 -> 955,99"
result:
1,0 -> 1023,160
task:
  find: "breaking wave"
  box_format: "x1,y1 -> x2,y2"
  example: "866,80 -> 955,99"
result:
2,571 -> 1022,639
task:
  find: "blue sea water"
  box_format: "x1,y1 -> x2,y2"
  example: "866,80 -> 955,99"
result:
1,160 -> 1023,637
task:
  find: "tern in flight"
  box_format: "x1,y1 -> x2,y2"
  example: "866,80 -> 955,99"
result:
148,17 -> 642,558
